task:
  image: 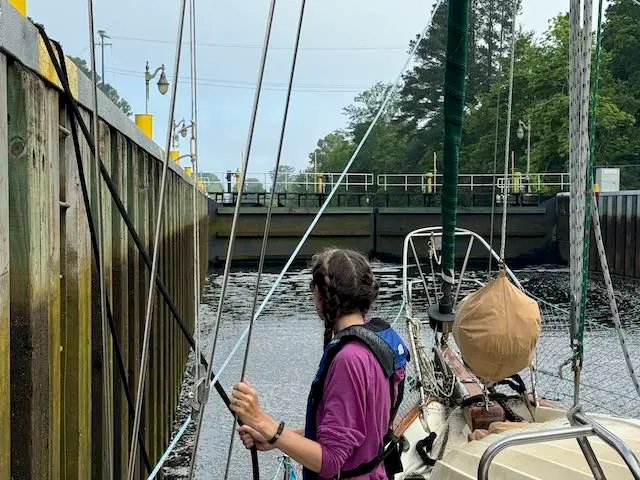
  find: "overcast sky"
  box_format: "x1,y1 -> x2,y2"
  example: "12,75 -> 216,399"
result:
28,0 -> 600,177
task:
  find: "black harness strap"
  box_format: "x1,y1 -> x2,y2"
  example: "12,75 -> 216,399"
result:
311,321 -> 405,479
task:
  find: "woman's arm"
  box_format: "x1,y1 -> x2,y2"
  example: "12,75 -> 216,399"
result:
232,346 -> 371,477
256,414 -> 323,473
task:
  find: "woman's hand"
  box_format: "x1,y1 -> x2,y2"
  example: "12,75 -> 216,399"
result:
231,381 -> 266,431
237,425 -> 275,452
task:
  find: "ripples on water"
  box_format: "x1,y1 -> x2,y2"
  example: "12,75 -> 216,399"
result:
162,262 -> 640,479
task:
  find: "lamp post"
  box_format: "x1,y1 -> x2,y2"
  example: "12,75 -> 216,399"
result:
517,117 -> 531,192
172,118 -> 191,149
145,61 -> 169,113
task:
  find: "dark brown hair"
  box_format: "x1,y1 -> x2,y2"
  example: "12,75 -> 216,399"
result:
309,248 -> 379,348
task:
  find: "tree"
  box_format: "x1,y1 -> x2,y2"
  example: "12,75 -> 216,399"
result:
69,56 -> 132,116
269,165 -> 298,193
460,14 -> 634,175
245,178 -> 265,193
199,172 -> 223,193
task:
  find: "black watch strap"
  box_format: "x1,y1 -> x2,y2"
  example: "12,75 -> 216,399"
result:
268,421 -> 285,444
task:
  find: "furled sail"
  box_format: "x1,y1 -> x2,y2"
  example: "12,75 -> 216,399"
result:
453,269 -> 541,382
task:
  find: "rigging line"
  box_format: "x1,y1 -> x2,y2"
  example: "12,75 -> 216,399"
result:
37,26 -> 237,430
499,0 -> 518,262
109,34 -> 406,51
187,0 -> 280,476
203,0 -> 445,398
579,0 -> 603,342
488,10 -> 507,274
189,0 -> 202,405
582,0 -> 639,397
86,0 -> 113,476
127,0 -> 189,477
572,0 -> 594,409
589,190 -> 640,398
488,86 -> 501,273
221,0 -> 308,478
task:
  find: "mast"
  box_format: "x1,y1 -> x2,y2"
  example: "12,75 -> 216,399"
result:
432,0 -> 470,323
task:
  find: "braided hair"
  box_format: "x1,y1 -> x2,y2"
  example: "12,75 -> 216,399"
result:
309,249 -> 379,348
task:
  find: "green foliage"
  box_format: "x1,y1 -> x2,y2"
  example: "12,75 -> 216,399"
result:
199,172 -> 223,193
304,5 -> 639,192
245,178 -> 265,193
69,56 -> 132,116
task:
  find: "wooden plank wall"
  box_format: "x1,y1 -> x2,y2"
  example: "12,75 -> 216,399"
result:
1,56 -> 209,479
589,192 -> 640,279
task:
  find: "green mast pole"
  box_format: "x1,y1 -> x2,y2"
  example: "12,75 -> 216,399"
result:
438,0 -> 470,317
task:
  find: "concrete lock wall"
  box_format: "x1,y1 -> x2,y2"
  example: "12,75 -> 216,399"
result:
0,3 -> 208,478
209,202 -> 558,267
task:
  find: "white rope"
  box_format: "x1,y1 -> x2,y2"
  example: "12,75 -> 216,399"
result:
203,0 -> 444,395
127,0 -> 189,477
147,415 -> 193,480
87,0 -> 113,476
391,298 -> 406,327
568,0 -> 585,340
500,0 -> 518,261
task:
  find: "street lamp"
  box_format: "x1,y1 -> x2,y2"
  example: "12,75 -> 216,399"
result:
145,61 -> 169,113
172,118 -> 191,148
517,117 -> 531,189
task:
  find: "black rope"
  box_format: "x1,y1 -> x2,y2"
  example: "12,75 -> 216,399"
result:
35,25 -> 259,478
63,71 -> 153,474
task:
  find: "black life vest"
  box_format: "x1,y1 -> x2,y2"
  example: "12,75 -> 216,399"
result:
303,318 -> 409,479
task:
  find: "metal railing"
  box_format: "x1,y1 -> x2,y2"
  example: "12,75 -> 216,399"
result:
378,172 -> 570,192
477,410 -> 640,480
199,171 -> 571,194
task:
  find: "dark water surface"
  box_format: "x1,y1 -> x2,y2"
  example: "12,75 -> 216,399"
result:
161,263 -> 640,479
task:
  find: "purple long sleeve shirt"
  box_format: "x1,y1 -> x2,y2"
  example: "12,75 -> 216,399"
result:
313,341 -> 405,479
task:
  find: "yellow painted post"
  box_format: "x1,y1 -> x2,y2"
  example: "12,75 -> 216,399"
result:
9,0 -> 26,16
315,174 -> 324,194
169,150 -> 180,165
513,171 -> 522,193
426,172 -> 434,194
135,113 -> 153,139
234,170 -> 240,193
185,166 -> 192,178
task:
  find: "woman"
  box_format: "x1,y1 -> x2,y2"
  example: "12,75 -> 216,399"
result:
231,248 -> 408,479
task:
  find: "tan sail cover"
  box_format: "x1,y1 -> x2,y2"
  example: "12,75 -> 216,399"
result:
453,270 -> 541,382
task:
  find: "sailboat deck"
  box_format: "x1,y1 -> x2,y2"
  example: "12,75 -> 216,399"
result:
429,407 -> 640,479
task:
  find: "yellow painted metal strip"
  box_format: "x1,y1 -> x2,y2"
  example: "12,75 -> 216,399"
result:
37,37 -> 79,99
8,0 -> 26,16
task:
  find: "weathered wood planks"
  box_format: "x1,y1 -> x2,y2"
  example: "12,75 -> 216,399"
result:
1,56 -> 208,479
